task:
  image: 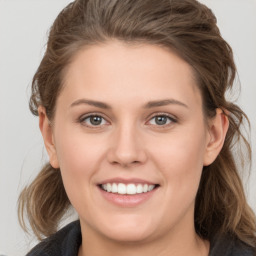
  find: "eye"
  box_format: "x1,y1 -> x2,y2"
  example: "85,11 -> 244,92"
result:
80,115 -> 108,127
148,114 -> 176,126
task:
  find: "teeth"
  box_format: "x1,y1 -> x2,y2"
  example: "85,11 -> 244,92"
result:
136,184 -> 143,194
148,185 -> 155,191
107,183 -> 112,192
127,184 -> 136,195
117,183 -> 126,194
112,183 -> 118,193
101,183 -> 156,194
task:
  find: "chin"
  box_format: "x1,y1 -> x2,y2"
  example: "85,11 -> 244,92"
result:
97,215 -> 156,243
104,228 -> 153,243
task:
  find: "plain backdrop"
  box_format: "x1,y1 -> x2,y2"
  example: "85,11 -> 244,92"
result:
0,0 -> 255,255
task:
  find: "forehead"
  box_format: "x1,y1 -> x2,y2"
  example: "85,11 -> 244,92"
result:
60,40 -> 202,108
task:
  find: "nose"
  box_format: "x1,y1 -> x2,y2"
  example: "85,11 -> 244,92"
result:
107,124 -> 147,167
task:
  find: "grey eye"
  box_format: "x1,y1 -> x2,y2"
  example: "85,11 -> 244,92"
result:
155,116 -> 168,125
90,116 -> 103,125
149,115 -> 174,126
82,115 -> 107,126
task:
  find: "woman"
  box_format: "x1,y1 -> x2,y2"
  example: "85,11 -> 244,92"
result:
18,0 -> 256,255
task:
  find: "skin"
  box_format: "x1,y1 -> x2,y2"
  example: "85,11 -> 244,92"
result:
39,40 -> 229,256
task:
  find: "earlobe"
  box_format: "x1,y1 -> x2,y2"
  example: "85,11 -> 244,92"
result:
38,106 -> 60,169
203,108 -> 229,166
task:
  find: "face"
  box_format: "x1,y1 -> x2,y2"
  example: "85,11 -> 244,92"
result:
41,40 -> 225,245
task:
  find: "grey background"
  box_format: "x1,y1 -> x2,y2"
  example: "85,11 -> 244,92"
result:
0,0 -> 255,255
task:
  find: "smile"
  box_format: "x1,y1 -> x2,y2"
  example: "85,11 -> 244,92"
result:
100,183 -> 157,195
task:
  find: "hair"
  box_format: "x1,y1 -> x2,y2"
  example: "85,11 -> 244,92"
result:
18,0 -> 256,247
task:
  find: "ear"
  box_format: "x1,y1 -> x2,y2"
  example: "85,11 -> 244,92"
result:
38,106 -> 60,169
203,108 -> 229,166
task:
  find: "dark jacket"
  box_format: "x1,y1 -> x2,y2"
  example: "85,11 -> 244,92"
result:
27,220 -> 255,256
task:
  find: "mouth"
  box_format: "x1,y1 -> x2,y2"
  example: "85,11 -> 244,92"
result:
98,183 -> 160,195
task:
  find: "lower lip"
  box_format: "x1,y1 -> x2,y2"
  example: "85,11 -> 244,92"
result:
98,186 -> 159,207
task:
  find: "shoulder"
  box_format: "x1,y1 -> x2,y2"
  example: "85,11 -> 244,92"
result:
26,220 -> 81,256
210,234 -> 256,256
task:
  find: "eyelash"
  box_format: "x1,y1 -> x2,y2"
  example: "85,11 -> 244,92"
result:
79,113 -> 110,128
78,112 -> 177,128
146,113 -> 177,127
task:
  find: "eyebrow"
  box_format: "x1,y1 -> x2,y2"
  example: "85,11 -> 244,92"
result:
70,99 -> 111,109
70,98 -> 188,109
144,99 -> 188,109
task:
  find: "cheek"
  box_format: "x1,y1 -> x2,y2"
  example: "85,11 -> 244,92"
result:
149,126 -> 207,202
53,127 -> 107,205
54,125 -> 106,172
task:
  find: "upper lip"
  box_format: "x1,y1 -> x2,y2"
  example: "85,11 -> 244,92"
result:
98,178 -> 159,185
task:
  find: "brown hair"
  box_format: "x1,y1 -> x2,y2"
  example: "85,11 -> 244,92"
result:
18,0 -> 256,246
